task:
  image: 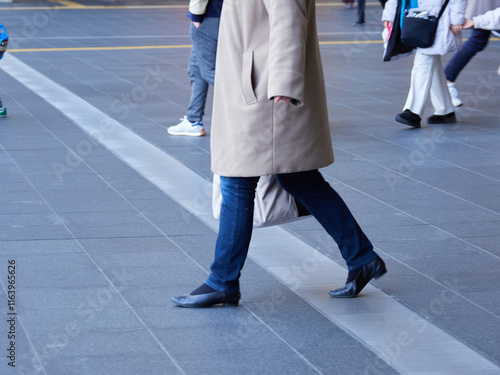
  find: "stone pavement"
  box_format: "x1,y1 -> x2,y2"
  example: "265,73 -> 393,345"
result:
0,1 -> 499,374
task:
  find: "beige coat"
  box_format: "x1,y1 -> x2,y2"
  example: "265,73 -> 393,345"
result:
210,0 -> 334,177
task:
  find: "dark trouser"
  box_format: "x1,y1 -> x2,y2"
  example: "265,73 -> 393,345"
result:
206,170 -> 378,293
357,0 -> 366,23
444,29 -> 491,83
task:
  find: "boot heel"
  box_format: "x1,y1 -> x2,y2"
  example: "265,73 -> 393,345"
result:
374,268 -> 387,280
223,291 -> 241,307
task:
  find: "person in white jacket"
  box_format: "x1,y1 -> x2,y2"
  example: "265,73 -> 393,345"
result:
383,0 -> 466,128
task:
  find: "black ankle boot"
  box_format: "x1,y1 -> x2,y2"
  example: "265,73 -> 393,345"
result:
395,109 -> 421,128
171,284 -> 240,308
329,256 -> 387,298
190,283 -> 216,295
427,112 -> 456,124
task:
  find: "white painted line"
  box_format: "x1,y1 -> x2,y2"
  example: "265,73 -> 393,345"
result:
3,53 -> 499,375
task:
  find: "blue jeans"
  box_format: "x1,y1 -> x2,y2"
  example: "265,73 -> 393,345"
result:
206,170 -> 378,293
186,18 -> 219,123
444,29 -> 491,83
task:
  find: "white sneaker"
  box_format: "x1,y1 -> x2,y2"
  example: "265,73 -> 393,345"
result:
447,83 -> 463,107
167,116 -> 206,136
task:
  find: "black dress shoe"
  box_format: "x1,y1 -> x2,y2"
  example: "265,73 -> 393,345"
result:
171,291 -> 240,308
427,112 -> 456,124
329,256 -> 387,298
395,109 -> 421,128
353,21 -> 365,26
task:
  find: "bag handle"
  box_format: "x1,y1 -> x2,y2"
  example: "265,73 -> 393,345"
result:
437,0 -> 450,20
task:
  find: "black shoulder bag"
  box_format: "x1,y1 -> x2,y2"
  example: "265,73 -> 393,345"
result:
401,0 -> 450,48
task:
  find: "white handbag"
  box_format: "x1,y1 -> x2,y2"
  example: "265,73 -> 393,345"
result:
212,174 -> 310,228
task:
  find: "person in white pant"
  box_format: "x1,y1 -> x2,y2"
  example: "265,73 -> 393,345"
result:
382,0 -> 466,128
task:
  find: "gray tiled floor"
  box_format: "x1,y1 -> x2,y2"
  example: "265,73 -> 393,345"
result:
1,0 -> 500,374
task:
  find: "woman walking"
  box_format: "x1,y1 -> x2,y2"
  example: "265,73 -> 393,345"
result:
172,0 -> 386,308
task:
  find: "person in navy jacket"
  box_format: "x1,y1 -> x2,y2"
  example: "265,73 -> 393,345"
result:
167,0 -> 223,136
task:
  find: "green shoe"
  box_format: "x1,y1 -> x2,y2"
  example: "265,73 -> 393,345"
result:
0,107 -> 6,117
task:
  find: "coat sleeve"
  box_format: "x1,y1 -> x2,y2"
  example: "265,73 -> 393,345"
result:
189,0 -> 209,15
449,0 -> 466,26
473,8 -> 500,30
382,0 -> 415,61
263,0 -> 309,106
382,0 -> 397,22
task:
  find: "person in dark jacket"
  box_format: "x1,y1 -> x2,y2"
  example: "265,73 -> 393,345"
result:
444,0 -> 500,107
0,23 -> 7,117
353,0 -> 389,27
354,0 -> 366,26
167,0 -> 223,136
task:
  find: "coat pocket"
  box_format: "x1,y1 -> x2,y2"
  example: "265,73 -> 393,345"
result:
241,50 -> 258,105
